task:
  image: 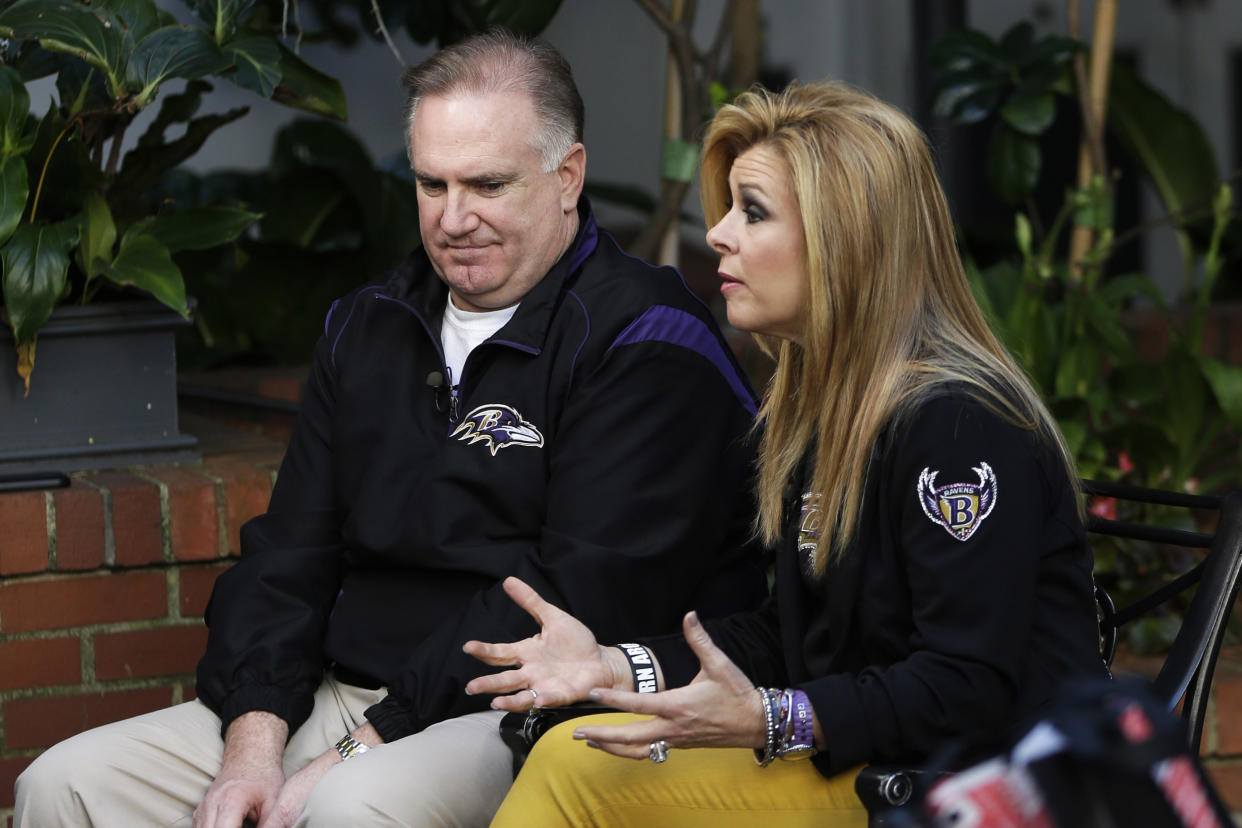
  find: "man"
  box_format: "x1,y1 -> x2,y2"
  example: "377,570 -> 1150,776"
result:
15,29 -> 763,828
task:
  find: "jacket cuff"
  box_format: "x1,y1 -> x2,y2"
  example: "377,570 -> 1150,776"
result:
805,674 -> 874,776
212,684 -> 314,740
364,695 -> 417,743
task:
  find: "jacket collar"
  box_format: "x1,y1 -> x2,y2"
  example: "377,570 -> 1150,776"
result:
392,198 -> 600,355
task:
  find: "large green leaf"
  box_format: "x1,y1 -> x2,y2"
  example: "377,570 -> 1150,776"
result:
987,125 -> 1040,204
929,27 -> 1005,73
184,0 -> 258,42
131,27 -> 228,105
142,205 -> 261,252
1000,89 -> 1055,136
78,190 -> 115,280
931,67 -> 1004,124
1199,357 -> 1242,430
0,65 -> 31,157
0,0 -> 125,96
272,44 -> 347,120
269,117 -> 372,179
478,0 -> 562,35
102,230 -> 187,314
0,156 -> 29,247
1108,61 -> 1219,233
103,0 -> 171,44
1,218 -> 80,342
223,34 -> 281,99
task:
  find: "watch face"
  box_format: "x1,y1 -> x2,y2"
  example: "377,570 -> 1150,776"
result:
778,744 -> 817,760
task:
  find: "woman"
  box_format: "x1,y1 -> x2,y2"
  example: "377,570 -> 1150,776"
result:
463,80 -> 1108,826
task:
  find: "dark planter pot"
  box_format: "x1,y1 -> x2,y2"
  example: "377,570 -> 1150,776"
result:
0,300 -> 199,474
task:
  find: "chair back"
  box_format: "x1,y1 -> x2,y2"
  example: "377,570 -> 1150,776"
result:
1084,480 -> 1242,750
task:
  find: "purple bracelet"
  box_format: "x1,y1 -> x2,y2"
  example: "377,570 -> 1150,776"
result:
778,689 -> 817,759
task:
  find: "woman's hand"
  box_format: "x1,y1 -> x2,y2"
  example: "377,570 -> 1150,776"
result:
463,576 -> 622,710
571,611 -> 766,758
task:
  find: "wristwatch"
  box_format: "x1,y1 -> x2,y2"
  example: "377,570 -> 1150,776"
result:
334,734 -> 371,761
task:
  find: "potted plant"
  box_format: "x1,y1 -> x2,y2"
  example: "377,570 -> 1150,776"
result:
0,0 -> 346,472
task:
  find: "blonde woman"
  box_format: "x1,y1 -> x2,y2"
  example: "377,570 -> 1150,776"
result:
464,81 -> 1107,826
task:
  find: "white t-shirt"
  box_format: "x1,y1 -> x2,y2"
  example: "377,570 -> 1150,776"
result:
440,297 -> 518,388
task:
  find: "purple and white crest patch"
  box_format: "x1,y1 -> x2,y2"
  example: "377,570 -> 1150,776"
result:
451,404 -> 544,456
916,462 -> 997,541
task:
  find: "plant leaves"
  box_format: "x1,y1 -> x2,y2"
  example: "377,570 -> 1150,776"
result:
1108,61 -> 1219,234
0,64 -> 31,157
131,26 -> 228,103
1,218 -> 80,343
184,0 -> 259,42
0,156 -> 29,247
929,28 -> 1005,74
1000,89 -> 1055,136
102,230 -> 187,314
987,125 -> 1040,204
1199,357 -> 1242,430
222,34 -> 281,99
271,43 -> 347,120
78,189 -> 115,279
113,105 -> 248,210
0,0 -> 126,96
142,205 -> 261,252
931,67 -> 1004,124
998,21 -> 1035,64
104,0 -> 171,44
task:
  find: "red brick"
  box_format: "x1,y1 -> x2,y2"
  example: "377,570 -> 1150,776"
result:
0,637 -> 80,691
1204,761 -> 1242,812
182,682 -> 197,702
52,481 -> 105,570
90,471 -> 162,566
144,467 -> 219,562
3,687 -> 173,750
0,491 -> 48,575
202,458 -> 271,558
0,571 -> 168,633
95,625 -> 208,680
179,563 -> 233,617
0,755 -> 34,809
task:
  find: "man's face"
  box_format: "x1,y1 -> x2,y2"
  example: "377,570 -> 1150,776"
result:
411,91 -> 584,312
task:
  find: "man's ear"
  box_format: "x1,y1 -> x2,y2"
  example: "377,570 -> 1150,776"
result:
558,143 -> 586,212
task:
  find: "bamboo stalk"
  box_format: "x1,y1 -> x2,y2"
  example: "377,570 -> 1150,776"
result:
1068,0 -> 1117,280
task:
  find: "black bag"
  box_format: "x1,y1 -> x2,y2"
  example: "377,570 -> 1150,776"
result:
498,702 -> 615,776
896,677 -> 1232,827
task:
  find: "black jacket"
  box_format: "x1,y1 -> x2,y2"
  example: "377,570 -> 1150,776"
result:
649,392 -> 1108,777
197,203 -> 766,742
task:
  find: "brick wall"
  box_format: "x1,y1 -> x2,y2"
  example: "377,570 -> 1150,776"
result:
0,448 -> 281,825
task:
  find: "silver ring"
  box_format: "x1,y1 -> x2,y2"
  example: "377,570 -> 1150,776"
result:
648,740 -> 669,763
528,688 -> 538,704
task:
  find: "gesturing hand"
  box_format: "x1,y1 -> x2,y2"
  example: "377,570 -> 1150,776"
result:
463,577 -> 619,710
571,611 -> 766,758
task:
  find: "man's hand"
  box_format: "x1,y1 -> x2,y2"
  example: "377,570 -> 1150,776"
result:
194,711 -> 288,828
256,721 -> 384,828
463,576 -> 627,710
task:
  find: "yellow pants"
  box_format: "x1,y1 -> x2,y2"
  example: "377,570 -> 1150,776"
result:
491,713 -> 868,827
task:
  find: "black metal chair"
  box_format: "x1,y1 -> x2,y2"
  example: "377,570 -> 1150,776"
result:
856,479 -> 1242,825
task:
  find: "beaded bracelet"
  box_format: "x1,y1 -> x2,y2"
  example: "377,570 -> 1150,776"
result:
752,687 -> 781,767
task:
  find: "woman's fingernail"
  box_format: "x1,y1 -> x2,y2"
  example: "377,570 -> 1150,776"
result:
586,740 -> 600,749
587,690 -> 601,701
687,611 -> 700,627
573,730 -> 586,740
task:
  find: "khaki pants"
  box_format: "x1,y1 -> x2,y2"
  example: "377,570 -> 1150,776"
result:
491,713 -> 868,828
14,675 -> 511,827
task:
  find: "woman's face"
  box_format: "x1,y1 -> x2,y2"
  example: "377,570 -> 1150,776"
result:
706,144 -> 810,344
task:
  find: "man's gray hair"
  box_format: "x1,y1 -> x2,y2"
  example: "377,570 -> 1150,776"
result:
402,29 -> 585,172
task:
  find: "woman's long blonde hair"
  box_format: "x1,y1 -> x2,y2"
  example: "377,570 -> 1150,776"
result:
700,81 -> 1077,575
